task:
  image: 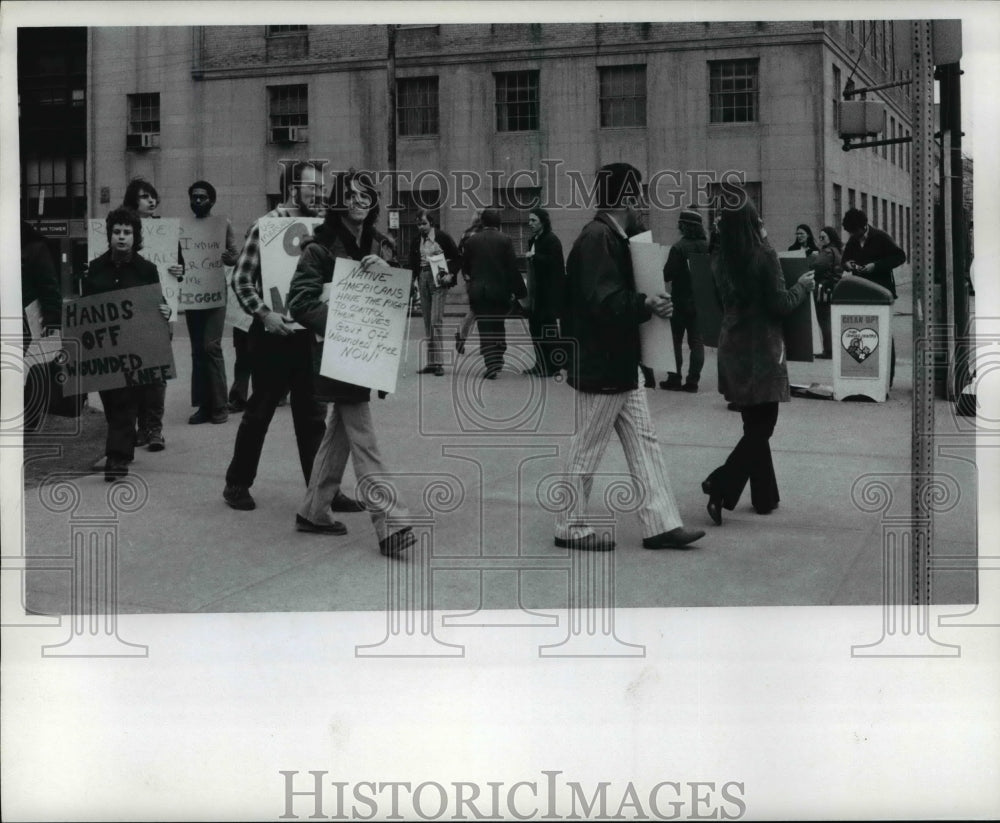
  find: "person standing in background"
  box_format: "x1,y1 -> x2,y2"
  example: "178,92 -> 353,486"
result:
183,180 -> 240,424
523,207 -> 565,378
787,223 -> 819,255
454,212 -> 483,356
408,208 -> 460,377
809,226 -> 844,359
21,220 -> 63,433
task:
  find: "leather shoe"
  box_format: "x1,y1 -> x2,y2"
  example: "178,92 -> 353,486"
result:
188,408 -> 212,424
682,382 -> 699,393
147,432 -> 165,451
295,514 -> 347,535
433,365 -> 445,376
553,534 -> 616,551
379,527 -> 415,556
706,499 -> 723,526
104,459 -> 128,483
417,365 -> 438,374
223,484 -> 256,511
330,491 -> 366,513
642,527 -> 705,550
134,429 -> 151,447
211,410 -> 229,424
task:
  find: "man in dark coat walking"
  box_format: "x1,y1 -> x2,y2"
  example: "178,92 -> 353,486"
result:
461,208 -> 525,379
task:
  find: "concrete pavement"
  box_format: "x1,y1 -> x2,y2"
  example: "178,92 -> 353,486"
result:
23,295 -> 977,614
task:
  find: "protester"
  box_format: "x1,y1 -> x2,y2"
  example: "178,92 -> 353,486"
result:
182,180 -> 240,424
702,199 -> 814,526
122,177 -> 183,451
461,208 -> 525,380
83,208 -> 172,481
523,207 -> 565,377
221,162 -> 327,511
787,223 -> 819,255
287,169 -> 415,556
454,212 -> 483,355
408,208 -> 460,376
841,207 -> 906,384
659,208 -> 709,392
556,162 -> 705,551
21,221 -> 63,432
809,225 -> 844,359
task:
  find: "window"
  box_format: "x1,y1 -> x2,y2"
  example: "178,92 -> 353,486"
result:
492,186 -> 541,254
833,184 -> 843,230
890,117 -> 896,165
871,197 -> 878,228
882,198 -> 888,231
848,188 -> 856,210
891,201 -> 896,238
599,65 -> 647,128
127,92 -> 160,135
709,59 -> 759,123
266,25 -> 307,35
832,65 -> 841,132
397,77 -> 439,137
860,192 -> 867,214
495,71 -> 539,132
905,131 -> 910,172
905,206 -> 911,256
268,84 -> 308,142
71,88 -> 85,107
22,154 -> 86,218
265,25 -> 308,59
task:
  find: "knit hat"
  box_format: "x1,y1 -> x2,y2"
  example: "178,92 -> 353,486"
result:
678,209 -> 703,227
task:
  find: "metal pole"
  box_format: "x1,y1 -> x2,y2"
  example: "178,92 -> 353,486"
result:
910,21 -> 935,607
945,62 -> 970,400
386,25 -> 398,213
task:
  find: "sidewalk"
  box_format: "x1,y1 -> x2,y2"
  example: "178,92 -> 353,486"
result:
22,307 -> 977,614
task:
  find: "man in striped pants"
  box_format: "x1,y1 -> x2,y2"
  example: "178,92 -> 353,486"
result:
555,163 -> 705,552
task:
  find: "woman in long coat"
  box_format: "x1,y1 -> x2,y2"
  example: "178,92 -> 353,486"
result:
808,225 -> 844,359
524,207 -> 565,376
702,200 -> 814,524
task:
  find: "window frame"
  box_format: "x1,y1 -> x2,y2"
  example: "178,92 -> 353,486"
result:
598,64 -> 647,129
708,58 -> 760,124
494,70 -> 540,133
397,76 -> 440,138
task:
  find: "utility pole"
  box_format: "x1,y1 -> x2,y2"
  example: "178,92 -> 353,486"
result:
386,25 -> 398,223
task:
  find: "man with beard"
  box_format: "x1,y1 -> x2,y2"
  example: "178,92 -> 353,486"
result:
222,161 -> 328,511
182,180 -> 240,424
555,163 -> 705,552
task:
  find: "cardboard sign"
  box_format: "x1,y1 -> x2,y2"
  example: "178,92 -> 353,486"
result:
258,217 -> 323,315
61,284 -> 175,394
88,218 -> 181,317
779,256 -> 814,362
839,314 -> 881,378
319,258 -> 411,394
178,216 -> 228,310
224,266 -> 253,332
629,231 -> 673,371
688,253 -> 721,348
22,299 -> 63,380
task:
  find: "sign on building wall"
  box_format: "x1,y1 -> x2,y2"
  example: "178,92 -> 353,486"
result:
257,217 -> 323,315
319,258 -> 411,394
178,216 -> 228,310
61,284 -> 176,394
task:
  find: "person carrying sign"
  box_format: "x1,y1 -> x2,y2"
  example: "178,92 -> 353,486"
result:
287,169 -> 415,556
221,161 -> 328,512
83,208 -> 172,481
182,180 -> 240,425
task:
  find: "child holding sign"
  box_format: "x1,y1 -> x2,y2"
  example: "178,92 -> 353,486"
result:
83,208 -> 172,481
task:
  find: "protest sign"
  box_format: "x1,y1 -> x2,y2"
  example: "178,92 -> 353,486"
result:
88,218 -> 180,317
258,217 -> 323,315
688,253 -> 721,347
779,256 -> 814,362
629,231 -> 672,371
61,284 -> 175,394
224,266 -> 253,332
22,300 -> 63,381
319,258 -> 411,394
178,216 -> 228,310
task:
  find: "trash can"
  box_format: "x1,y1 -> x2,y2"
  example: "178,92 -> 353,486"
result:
831,275 -> 894,402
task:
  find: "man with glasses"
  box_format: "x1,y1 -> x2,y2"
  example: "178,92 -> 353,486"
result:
222,161 -> 328,511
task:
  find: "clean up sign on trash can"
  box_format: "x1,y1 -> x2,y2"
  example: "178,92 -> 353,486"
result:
831,275 -> 893,402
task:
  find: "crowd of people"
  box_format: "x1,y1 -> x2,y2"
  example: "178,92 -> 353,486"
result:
21,160 -> 909,556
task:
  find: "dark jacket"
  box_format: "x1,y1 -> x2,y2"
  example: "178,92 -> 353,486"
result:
662,234 -> 709,313
461,227 -> 525,314
21,222 -> 62,329
714,245 -> 809,406
407,228 -> 461,283
562,212 -> 652,394
841,227 -> 906,298
808,246 -> 843,291
83,250 -> 162,297
287,219 -> 395,404
527,229 -> 565,321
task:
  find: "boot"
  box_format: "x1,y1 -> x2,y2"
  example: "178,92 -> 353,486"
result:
658,372 -> 683,391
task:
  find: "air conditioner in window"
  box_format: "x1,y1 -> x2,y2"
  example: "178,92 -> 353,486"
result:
271,126 -> 307,144
127,132 -> 159,149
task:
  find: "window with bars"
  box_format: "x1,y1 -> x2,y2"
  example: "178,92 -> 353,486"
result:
397,77 -> 439,137
599,65 -> 647,128
495,71 -> 539,132
709,59 -> 759,123
268,84 -> 308,142
127,93 -> 160,135
492,187 -> 541,254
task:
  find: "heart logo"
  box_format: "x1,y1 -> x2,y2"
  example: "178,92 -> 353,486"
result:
841,327 -> 879,363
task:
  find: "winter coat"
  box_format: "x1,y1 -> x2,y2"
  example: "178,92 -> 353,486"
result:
562,213 -> 652,393
662,234 -> 709,313
841,227 -> 906,298
461,227 -> 525,314
287,219 -> 395,404
21,222 -> 62,328
406,228 -> 461,284
714,245 -> 810,406
808,245 -> 843,299
83,250 -> 162,297
527,229 -> 565,322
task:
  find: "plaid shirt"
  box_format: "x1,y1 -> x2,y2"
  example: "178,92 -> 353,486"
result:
230,205 -> 298,317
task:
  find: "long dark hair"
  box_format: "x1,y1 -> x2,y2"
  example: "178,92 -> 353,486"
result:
529,207 -> 551,235
123,178 -> 158,212
790,223 -> 818,253
323,169 -> 380,233
818,225 -> 844,250
714,199 -> 768,305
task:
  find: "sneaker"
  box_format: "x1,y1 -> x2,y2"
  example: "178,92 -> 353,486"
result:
330,491 -> 366,513
295,514 -> 347,535
379,527 -> 415,556
188,408 -> 212,425
211,410 -> 229,424
134,429 -> 151,448
659,372 -> 683,391
223,484 -> 256,511
147,432 -> 165,451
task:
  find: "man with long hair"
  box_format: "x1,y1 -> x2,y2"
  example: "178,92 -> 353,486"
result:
556,163 -> 705,552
